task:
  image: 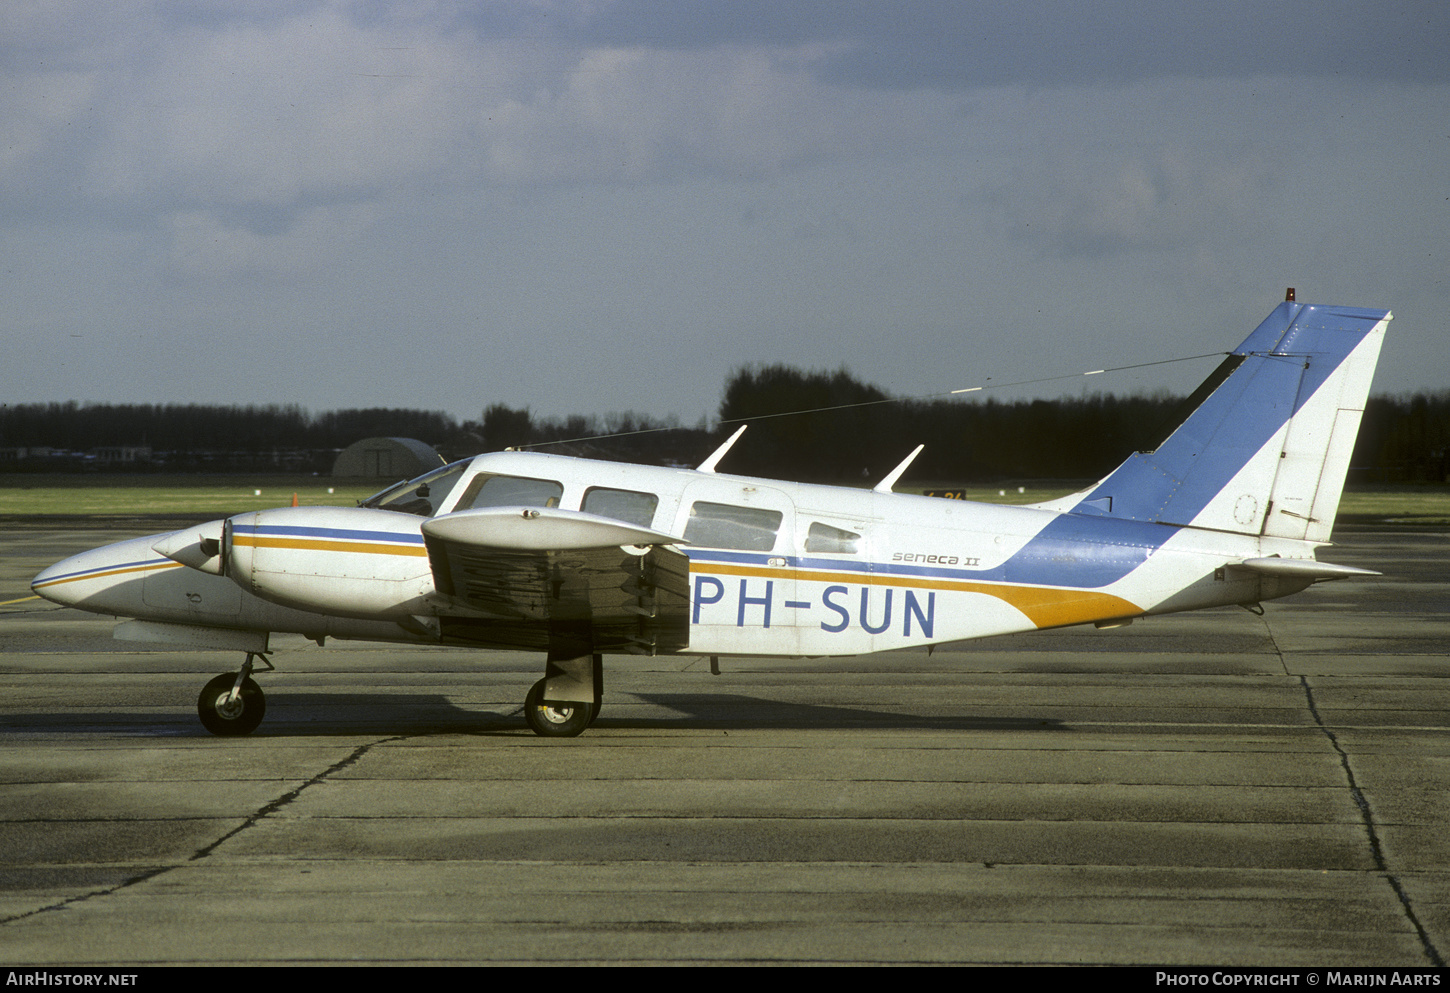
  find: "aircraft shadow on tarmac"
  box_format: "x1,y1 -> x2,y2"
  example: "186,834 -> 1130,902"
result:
9,691 -> 1069,737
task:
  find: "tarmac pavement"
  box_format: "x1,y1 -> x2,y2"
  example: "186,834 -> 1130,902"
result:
1,519 -> 1447,965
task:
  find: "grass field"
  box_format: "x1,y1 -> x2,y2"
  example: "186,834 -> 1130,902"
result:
2,474 -> 1447,522
1334,486 -> 1450,522
0,476 -> 379,516
917,483 -> 1450,521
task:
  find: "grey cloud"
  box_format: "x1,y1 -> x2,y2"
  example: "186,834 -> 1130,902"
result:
542,0 -> 1450,88
2,1 -> 1446,419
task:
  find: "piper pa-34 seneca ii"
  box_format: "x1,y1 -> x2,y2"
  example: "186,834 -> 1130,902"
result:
33,296 -> 1390,737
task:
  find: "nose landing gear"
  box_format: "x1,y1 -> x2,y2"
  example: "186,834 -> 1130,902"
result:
197,652 -> 271,736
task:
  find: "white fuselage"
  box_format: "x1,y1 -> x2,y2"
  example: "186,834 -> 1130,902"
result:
32,450 -> 1318,658
27,299 -> 1389,740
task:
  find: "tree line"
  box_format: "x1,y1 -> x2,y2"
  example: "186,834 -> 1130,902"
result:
0,402 -> 457,453
713,366 -> 1449,484
3,372 -> 1446,483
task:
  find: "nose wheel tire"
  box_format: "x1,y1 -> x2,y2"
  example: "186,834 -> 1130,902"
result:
198,672 -> 266,736
524,678 -> 595,738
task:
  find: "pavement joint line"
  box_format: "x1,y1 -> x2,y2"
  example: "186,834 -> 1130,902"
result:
0,865 -> 173,927
1256,608 -> 1445,966
188,734 -> 410,860
0,734 -> 410,928
1258,601 -> 1447,968
1298,674 -> 1441,966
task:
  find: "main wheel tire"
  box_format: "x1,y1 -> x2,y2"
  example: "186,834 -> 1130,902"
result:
198,672 -> 266,736
524,678 -> 594,738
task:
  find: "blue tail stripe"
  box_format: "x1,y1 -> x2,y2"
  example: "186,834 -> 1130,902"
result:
1002,513 -> 1168,589
1082,348 -> 1307,523
995,302 -> 1387,590
1070,302 -> 1386,527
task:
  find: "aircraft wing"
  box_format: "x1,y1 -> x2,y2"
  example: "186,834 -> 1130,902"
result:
421,507 -> 692,655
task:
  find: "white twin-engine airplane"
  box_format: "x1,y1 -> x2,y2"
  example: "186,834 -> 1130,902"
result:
32,297 -> 1389,738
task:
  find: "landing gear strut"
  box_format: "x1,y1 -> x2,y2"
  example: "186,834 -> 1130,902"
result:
198,652 -> 270,736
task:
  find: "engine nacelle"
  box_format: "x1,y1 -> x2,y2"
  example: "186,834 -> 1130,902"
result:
224,506 -> 435,618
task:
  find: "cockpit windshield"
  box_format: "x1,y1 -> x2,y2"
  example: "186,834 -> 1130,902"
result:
360,461 -> 471,517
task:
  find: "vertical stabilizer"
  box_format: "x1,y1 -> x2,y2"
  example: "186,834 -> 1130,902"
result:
1070,302 -> 1389,541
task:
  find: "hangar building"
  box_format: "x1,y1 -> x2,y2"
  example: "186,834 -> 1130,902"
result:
331,437 -> 444,480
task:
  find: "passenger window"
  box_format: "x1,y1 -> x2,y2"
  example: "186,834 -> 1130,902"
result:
456,474 -> 563,510
806,522 -> 860,554
583,487 -> 659,528
685,502 -> 783,551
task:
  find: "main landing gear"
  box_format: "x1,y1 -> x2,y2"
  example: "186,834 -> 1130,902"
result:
523,678 -> 596,737
197,652 -> 271,736
523,652 -> 603,738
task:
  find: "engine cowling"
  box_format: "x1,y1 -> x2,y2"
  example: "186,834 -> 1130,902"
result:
223,506 -> 435,618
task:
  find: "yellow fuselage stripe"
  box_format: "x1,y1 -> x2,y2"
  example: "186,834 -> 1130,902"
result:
695,562 -> 1141,629
33,560 -> 182,589
233,536 -> 429,557
53,540 -> 1139,632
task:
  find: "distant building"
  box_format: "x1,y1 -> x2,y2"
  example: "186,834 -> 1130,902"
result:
93,446 -> 152,464
0,446 -> 55,461
331,437 -> 444,479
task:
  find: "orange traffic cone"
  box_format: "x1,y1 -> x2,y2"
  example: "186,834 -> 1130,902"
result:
291,492 -> 299,507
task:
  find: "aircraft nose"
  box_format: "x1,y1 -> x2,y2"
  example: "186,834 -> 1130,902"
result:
31,554 -> 90,607
30,537 -> 162,612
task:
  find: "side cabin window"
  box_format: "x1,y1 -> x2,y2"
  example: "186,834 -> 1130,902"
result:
685,501 -> 782,551
582,487 -> 659,528
805,522 -> 860,555
456,473 -> 563,511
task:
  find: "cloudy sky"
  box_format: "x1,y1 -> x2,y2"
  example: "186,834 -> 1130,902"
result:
4,1 -> 1447,429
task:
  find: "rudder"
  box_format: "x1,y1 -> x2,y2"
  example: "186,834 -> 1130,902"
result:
1070,300 -> 1390,541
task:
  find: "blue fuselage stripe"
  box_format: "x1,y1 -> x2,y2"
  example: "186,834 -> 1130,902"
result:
233,524 -> 425,544
686,510 -> 1174,591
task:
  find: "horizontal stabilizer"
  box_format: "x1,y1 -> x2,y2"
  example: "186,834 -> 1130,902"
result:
423,506 -> 682,551
1232,557 -> 1380,580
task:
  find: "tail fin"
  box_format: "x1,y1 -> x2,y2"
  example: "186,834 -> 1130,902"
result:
1071,300 -> 1390,541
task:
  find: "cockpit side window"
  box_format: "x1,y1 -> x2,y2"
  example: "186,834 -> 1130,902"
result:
582,487 -> 659,528
456,473 -> 564,511
684,501 -> 783,551
361,462 -> 468,518
805,522 -> 860,555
